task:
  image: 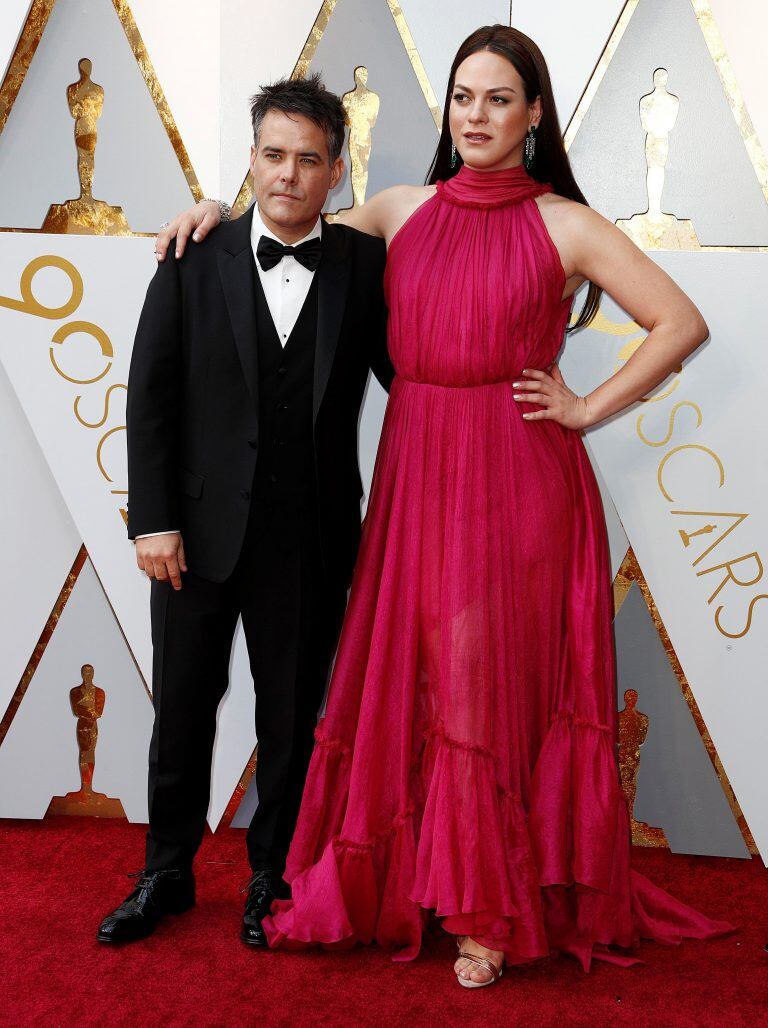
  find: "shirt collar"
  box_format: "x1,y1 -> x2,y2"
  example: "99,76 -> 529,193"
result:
251,204 -> 322,255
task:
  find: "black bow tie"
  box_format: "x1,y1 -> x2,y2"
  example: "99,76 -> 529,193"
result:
256,235 -> 322,272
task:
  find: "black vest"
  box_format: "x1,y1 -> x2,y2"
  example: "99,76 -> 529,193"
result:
252,267 -> 318,518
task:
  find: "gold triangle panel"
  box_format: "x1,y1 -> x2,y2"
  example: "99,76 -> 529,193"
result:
221,745 -> 258,827
612,548 -> 756,854
0,544 -> 88,748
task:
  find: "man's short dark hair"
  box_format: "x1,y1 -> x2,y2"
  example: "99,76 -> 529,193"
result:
250,74 -> 347,164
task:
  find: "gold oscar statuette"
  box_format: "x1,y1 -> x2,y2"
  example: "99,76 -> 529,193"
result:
325,66 -> 381,222
341,66 -> 380,209
41,58 -> 131,235
618,688 -> 668,846
616,68 -> 700,250
46,664 -> 125,817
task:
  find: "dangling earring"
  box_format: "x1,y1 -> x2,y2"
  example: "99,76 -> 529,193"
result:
450,142 -> 458,169
523,124 -> 537,171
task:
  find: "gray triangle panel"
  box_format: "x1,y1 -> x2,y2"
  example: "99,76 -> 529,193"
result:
0,0 -> 194,232
614,583 -> 749,858
568,0 -> 768,244
308,0 -> 439,211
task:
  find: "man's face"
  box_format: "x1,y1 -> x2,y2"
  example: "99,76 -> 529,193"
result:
250,110 -> 344,236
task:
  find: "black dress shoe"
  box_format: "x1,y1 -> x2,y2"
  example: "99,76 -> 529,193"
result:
240,869 -> 286,947
97,868 -> 195,944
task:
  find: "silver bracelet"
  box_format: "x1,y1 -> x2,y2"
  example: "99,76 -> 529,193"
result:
201,197 -> 232,222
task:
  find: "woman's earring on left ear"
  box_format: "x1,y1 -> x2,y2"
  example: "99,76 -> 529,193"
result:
523,125 -> 537,171
450,142 -> 458,169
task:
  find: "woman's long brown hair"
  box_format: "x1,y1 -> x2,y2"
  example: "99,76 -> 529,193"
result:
426,24 -> 601,332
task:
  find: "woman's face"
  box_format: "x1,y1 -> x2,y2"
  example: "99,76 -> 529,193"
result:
448,50 -> 541,171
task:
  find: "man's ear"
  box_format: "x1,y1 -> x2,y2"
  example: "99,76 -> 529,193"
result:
249,144 -> 257,175
329,156 -> 345,191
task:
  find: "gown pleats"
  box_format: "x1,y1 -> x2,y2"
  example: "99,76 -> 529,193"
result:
263,164 -> 735,969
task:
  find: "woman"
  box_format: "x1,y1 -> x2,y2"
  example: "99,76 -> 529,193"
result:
158,25 -> 732,987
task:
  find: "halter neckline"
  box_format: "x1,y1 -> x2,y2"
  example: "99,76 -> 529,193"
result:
437,162 -> 552,208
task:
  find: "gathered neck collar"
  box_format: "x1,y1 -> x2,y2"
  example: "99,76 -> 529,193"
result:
437,162 -> 552,208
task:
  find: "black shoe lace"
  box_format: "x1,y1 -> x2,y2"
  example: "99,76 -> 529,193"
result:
240,869 -> 272,897
126,868 -> 183,906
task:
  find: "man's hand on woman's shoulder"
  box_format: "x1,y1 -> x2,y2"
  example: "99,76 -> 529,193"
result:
156,200 -> 222,262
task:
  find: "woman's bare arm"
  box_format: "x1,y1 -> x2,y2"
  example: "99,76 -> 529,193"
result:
155,201 -> 224,261
154,184 -> 437,261
514,197 -> 708,430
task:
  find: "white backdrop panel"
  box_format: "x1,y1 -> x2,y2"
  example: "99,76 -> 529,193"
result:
0,234 -> 158,683
710,0 -> 768,174
209,622 -> 258,829
129,1 -> 326,202
129,0 -> 221,198
220,0 -> 325,204
0,362 -> 81,713
0,234 -> 258,825
0,558 -> 153,822
1,0 -> 764,848
586,441 -> 630,578
559,251 -> 768,862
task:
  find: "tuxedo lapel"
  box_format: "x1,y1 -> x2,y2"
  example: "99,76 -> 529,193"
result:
217,206 -> 259,411
313,221 -> 351,425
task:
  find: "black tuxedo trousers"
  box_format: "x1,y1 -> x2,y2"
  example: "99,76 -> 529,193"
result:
146,501 -> 346,876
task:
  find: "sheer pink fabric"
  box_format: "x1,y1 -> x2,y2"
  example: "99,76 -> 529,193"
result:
263,163 -> 734,969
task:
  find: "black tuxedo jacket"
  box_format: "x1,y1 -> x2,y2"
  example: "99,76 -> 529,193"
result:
126,207 -> 393,586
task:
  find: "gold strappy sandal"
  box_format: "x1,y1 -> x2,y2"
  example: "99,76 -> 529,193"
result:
455,937 -> 504,989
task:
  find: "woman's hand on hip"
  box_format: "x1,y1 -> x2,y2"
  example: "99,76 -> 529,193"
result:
513,364 -> 592,430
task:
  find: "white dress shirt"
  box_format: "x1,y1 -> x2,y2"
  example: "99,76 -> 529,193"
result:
136,206 -> 323,541
251,204 -> 322,346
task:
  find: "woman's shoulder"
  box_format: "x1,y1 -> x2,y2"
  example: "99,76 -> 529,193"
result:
534,192 -> 614,249
533,192 -> 621,288
377,185 -> 438,245
368,184 -> 436,226
372,183 -> 435,205
335,184 -> 436,240
535,191 -> 607,227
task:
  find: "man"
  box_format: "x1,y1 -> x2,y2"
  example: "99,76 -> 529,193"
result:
98,75 -> 392,946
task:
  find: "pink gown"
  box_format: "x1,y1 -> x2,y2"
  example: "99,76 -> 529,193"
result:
264,163 -> 734,970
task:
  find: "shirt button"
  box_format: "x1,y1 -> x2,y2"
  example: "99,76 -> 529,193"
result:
240,489 -> 250,500
248,438 -> 257,449
277,366 -> 287,375
269,474 -> 278,484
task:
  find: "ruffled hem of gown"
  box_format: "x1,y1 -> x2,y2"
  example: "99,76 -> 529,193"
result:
263,716 -> 736,972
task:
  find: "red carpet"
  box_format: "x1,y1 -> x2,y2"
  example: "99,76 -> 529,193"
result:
1,817 -> 765,1026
